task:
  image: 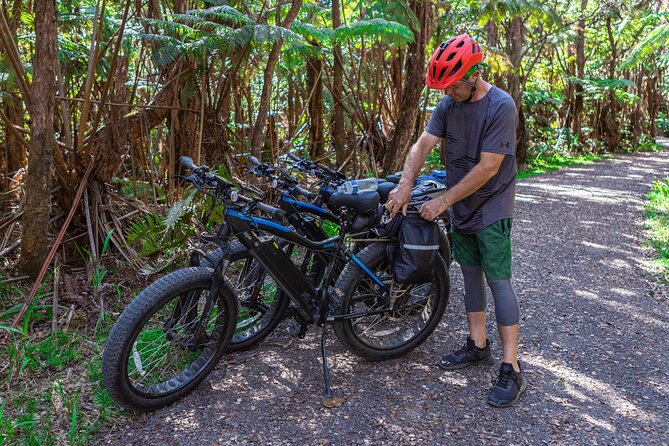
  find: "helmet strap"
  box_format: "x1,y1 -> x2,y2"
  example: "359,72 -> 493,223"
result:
461,78 -> 477,103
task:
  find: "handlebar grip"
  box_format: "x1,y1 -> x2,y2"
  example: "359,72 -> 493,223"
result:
287,153 -> 301,162
256,202 -> 287,220
295,186 -> 317,200
179,156 -> 197,170
248,155 -> 261,166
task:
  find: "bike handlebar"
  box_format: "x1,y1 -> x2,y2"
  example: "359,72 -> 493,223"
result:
248,155 -> 261,166
294,185 -> 317,199
256,201 -> 287,220
179,156 -> 197,171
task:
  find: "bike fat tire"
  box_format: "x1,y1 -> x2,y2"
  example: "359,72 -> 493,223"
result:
203,242 -> 290,352
102,267 -> 236,410
332,241 -> 449,360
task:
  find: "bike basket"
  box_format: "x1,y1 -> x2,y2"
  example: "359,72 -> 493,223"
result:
388,214 -> 440,284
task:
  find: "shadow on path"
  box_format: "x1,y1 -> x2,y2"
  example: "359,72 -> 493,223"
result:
97,147 -> 669,445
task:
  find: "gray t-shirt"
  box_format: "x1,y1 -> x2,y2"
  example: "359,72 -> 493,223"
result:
425,86 -> 518,234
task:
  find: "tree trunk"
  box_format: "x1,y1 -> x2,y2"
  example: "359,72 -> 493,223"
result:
93,62 -> 192,184
1,0 -> 27,191
603,16 -> 620,151
20,0 -> 58,277
331,0 -> 346,167
571,0 -> 588,144
506,16 -> 528,166
381,0 -> 434,175
250,0 -> 303,159
307,55 -> 324,159
485,20 -> 504,88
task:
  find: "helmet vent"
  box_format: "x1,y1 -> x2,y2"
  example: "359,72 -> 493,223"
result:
448,60 -> 462,78
446,52 -> 456,61
456,40 -> 465,48
437,67 -> 447,81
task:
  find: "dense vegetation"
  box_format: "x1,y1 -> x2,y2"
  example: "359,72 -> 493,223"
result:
0,0 -> 668,443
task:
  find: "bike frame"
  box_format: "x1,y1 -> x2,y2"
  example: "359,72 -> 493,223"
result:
223,209 -> 388,326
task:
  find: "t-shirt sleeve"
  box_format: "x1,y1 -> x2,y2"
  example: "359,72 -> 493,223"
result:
480,97 -> 518,155
425,97 -> 451,137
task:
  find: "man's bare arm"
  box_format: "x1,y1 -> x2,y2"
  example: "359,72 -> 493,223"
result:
440,152 -> 505,207
397,131 -> 441,188
386,131 -> 441,217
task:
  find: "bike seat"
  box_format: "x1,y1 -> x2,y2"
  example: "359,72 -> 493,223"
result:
328,191 -> 380,214
377,181 -> 396,203
385,174 -> 401,184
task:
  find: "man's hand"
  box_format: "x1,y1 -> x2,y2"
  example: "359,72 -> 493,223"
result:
385,185 -> 411,218
419,196 -> 448,221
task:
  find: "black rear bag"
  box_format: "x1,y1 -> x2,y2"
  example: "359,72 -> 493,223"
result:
386,214 -> 440,284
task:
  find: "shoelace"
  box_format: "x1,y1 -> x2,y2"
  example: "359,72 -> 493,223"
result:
454,342 -> 474,358
494,369 -> 514,388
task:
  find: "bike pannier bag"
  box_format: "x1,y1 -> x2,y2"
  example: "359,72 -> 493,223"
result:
391,214 -> 440,284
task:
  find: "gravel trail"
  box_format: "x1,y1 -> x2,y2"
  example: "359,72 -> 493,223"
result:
97,145 -> 669,445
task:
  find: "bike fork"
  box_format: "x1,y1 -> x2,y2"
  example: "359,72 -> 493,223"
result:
320,324 -> 333,398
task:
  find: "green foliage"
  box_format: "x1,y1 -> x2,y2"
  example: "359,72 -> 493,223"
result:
332,18 -> 414,45
569,77 -> 637,102
523,88 -> 564,107
364,0 -> 419,31
620,22 -> 669,69
517,153 -> 604,179
291,20 -> 333,44
164,189 -> 197,231
645,177 -> 669,276
658,112 -> 669,135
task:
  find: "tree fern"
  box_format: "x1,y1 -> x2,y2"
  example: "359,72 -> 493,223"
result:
332,18 -> 414,45
182,5 -> 254,27
291,20 -> 333,44
164,189 -> 197,232
619,22 -> 669,69
364,0 -> 419,32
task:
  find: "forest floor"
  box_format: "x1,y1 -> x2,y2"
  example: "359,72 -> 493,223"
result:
93,143 -> 669,445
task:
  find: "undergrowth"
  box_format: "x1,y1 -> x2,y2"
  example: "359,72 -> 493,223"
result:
645,177 -> 669,277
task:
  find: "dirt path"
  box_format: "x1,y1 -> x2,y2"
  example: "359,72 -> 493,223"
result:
97,146 -> 669,445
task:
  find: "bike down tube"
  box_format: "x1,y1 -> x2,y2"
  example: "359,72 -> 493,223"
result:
225,211 -> 334,323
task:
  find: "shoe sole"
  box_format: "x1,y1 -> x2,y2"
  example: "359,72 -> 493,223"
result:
438,355 -> 494,371
487,378 -> 528,408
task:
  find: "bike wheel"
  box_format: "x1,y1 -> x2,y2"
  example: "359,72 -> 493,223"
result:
203,242 -> 290,351
332,241 -> 449,360
102,267 -> 237,410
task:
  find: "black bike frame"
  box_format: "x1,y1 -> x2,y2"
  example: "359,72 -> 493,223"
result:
224,209 -> 388,325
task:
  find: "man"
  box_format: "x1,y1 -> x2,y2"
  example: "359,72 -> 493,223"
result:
385,34 -> 526,407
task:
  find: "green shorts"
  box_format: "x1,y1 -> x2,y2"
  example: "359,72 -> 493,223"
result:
451,218 -> 513,281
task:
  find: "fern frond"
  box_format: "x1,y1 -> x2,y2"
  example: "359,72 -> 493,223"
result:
332,18 -> 414,45
186,5 -> 254,27
292,20 -> 333,43
144,18 -> 199,37
364,1 -> 419,32
283,41 -> 326,61
299,2 -> 329,17
619,23 -> 669,69
138,257 -> 178,276
252,24 -> 304,44
164,189 -> 197,232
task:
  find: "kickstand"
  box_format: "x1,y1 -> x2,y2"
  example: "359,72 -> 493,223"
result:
320,324 -> 333,398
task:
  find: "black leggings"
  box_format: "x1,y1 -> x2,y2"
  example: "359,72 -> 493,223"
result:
461,266 -> 520,326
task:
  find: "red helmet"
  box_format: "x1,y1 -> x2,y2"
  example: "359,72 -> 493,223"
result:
426,34 -> 483,90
